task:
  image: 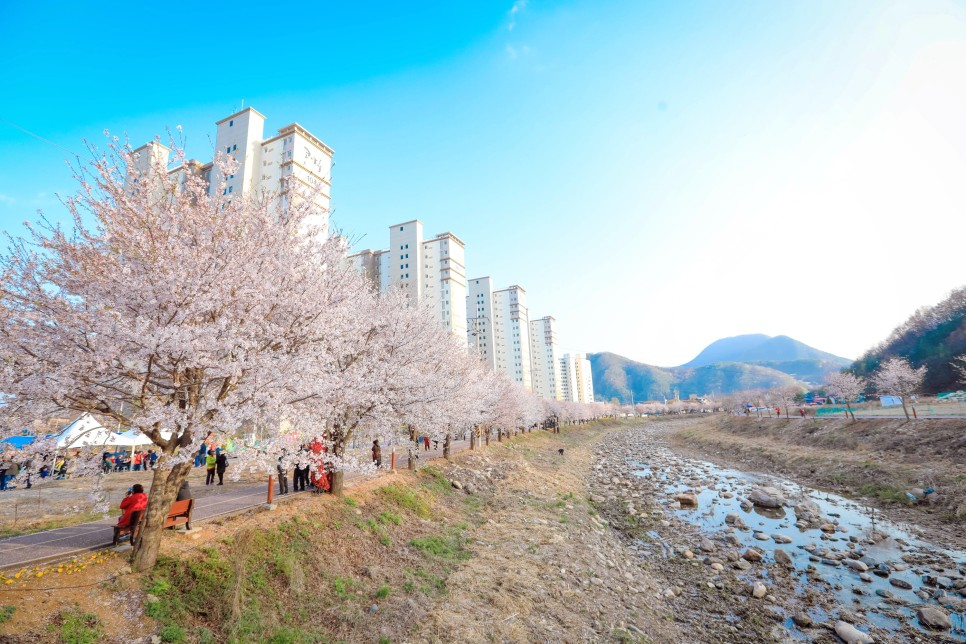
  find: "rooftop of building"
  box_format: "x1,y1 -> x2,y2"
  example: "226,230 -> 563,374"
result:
215,106 -> 268,126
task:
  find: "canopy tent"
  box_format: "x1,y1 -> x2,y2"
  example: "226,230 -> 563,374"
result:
117,429 -> 172,447
53,413 -> 137,448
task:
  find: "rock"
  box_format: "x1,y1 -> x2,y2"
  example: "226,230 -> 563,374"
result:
710,563 -> 724,572
700,538 -> 716,553
774,549 -> 793,567
675,493 -> 698,507
916,607 -> 952,630
771,534 -> 792,544
889,578 -> 912,590
819,523 -> 836,533
844,559 -> 869,572
724,513 -> 740,524
859,573 -> 872,583
791,613 -> 813,628
367,604 -> 379,614
683,550 -> 694,559
834,621 -> 874,644
747,487 -> 785,509
750,581 -> 767,598
734,559 -> 752,571
753,532 -> 770,541
742,548 -> 763,563
145,594 -> 159,604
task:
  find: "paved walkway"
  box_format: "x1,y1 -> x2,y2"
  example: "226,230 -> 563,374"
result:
0,438 -> 473,570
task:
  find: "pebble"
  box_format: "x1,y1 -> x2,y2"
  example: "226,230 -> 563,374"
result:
750,581 -> 767,599
791,613 -> 813,628
889,578 -> 912,590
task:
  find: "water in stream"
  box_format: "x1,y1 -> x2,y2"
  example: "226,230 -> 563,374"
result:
633,450 -> 966,641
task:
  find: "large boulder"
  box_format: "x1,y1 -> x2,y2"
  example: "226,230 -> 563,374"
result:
917,607 -> 952,630
674,493 -> 698,507
747,486 -> 785,509
834,621 -> 874,644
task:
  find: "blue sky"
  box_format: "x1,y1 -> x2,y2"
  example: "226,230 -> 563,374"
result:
3,1 -> 966,366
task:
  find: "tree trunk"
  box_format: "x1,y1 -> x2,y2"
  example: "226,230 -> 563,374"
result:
900,397 -> 910,421
846,402 -> 855,421
331,470 -> 345,496
485,428 -> 490,446
469,428 -> 475,450
443,434 -> 451,460
131,460 -> 191,572
408,446 -> 416,471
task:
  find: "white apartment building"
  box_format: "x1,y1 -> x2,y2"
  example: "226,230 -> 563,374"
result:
529,316 -> 563,400
560,352 -> 595,403
349,220 -> 468,341
492,285 -> 532,390
466,277 -> 496,369
132,107 -> 334,234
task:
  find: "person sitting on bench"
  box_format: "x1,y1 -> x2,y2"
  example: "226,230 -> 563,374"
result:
117,484 -> 148,531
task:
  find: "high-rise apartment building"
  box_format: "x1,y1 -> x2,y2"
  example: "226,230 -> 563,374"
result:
132,107 -> 334,234
466,277 -> 496,369
560,352 -> 595,403
529,316 -> 562,400
492,285 -> 532,390
349,220 -> 467,341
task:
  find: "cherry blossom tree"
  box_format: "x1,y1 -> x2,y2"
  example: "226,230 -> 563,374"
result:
825,372 -> 866,421
872,358 -> 927,421
0,138 -> 364,570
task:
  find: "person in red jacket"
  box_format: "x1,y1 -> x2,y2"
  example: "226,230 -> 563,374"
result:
117,484 -> 148,528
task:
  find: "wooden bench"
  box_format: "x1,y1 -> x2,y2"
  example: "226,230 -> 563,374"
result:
112,510 -> 143,546
163,498 -> 194,530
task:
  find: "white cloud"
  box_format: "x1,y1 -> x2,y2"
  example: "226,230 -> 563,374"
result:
507,0 -> 527,32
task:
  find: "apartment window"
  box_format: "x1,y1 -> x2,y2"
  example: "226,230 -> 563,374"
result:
405,243 -> 409,249
405,273 -> 409,278
229,120 -> 234,127
228,186 -> 233,193
400,226 -> 404,231
226,146 -> 231,153
233,144 -> 237,152
400,265 -> 404,270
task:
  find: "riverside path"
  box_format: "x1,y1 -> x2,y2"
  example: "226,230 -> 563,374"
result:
0,438 -> 471,570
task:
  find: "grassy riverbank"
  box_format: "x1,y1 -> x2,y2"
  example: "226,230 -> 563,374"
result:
1,420 -> 684,643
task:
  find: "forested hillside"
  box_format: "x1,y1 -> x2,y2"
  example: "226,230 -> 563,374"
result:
852,286 -> 966,392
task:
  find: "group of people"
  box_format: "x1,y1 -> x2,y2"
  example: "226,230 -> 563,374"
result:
203,447 -> 229,486
276,444 -> 316,495
101,449 -> 159,473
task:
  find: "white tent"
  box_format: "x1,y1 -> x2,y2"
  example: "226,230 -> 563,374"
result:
117,429 -> 161,447
54,413 -> 136,448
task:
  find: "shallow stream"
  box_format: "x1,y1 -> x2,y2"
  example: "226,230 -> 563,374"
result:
633,451 -> 966,641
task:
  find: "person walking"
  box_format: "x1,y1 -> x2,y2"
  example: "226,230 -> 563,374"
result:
215,448 -> 228,485
372,440 -> 382,468
423,435 -> 430,451
205,451 -> 216,485
277,456 -> 289,495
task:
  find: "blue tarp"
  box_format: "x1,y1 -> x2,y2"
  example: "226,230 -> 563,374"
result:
0,436 -> 36,449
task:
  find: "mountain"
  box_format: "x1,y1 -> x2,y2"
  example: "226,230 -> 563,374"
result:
683,334 -> 849,368
588,352 -> 805,404
852,285 -> 966,393
589,334 -> 850,404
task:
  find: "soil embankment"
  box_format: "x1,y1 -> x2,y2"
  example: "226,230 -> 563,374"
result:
668,414 -> 966,550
